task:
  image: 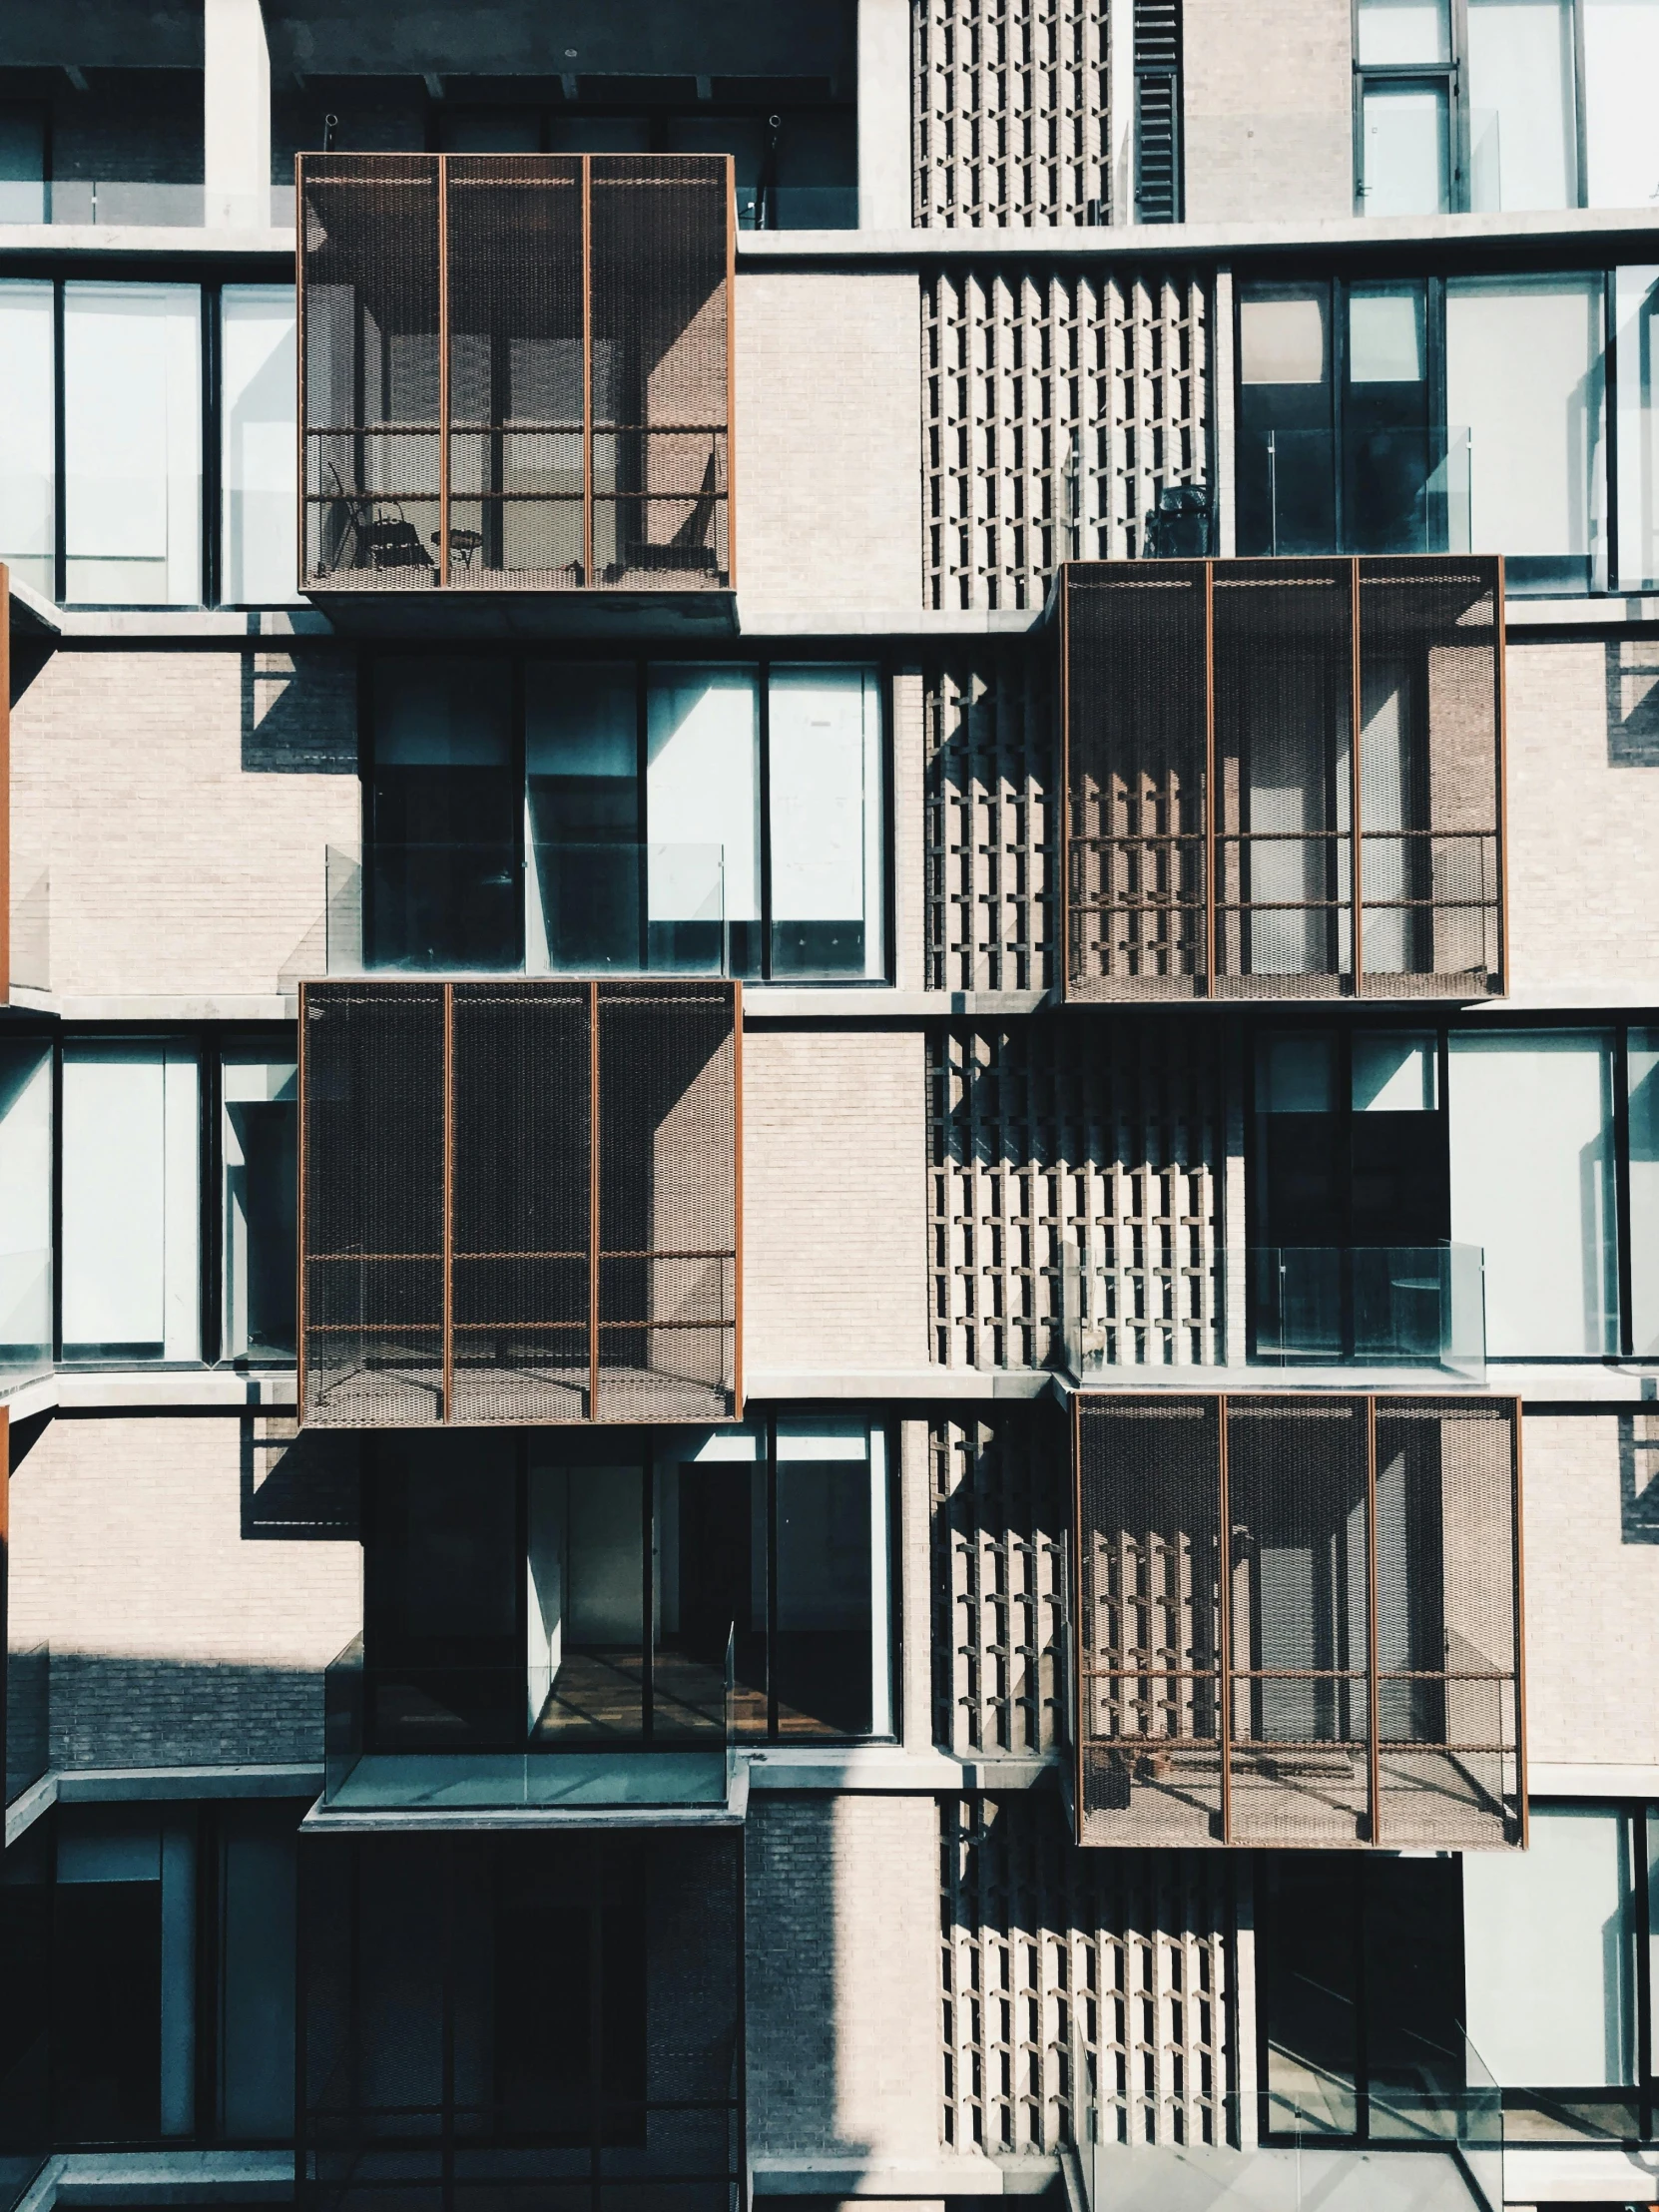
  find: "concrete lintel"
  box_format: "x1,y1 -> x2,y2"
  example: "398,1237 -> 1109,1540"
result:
736,602 -> 1037,638
753,2160 -> 1006,2197
47,1371 -> 296,1412
0,225 -> 292,258
55,1764 -> 322,1805
744,1371 -> 1055,1401
1528,1762 -> 1659,1798
25,609 -> 330,642
746,1746 -> 967,1792
23,993 -> 293,1022
742,988 -> 1049,1020
51,2150 -> 293,2204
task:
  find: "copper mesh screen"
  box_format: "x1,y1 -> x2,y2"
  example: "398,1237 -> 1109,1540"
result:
445,157 -> 585,589
1358,560 -> 1503,996
1226,1396 -> 1370,1846
1071,1390 -> 1521,1848
449,982 -> 590,1423
1374,1397 -> 1519,1847
300,155 -> 442,592
595,981 -> 737,1423
589,156 -> 731,590
1064,567 -> 1208,1000
301,982 -> 445,1426
1076,1396 -> 1223,1845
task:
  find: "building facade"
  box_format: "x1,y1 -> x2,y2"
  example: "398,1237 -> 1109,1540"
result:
0,2 -> 1657,2209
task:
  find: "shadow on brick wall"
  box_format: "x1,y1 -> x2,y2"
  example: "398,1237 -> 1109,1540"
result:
1607,640 -> 1659,767
241,650 -> 358,775
241,1417 -> 362,1541
45,1651 -> 326,1770
1618,1411 -> 1659,1542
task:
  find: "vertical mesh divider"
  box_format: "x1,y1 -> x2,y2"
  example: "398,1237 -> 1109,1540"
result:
1224,1395 -> 1371,1845
299,155 -> 441,591
1075,1395 -> 1223,1845
595,981 -> 738,1422
444,157 -> 585,589
1212,560 -> 1353,998
450,983 -> 591,1423
301,982 -> 444,1426
589,155 -> 731,590
1374,1396 -> 1519,1847
1064,564 -> 1209,1000
1358,558 -> 1503,996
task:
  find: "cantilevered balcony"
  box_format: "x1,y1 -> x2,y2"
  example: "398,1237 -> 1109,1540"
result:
1070,1390 -> 1523,1851
297,153 -> 734,625
1059,556 -> 1506,1001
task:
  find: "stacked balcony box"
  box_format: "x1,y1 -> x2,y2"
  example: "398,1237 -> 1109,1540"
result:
1059,556 -> 1505,1000
297,153 -> 734,595
298,978 -> 741,1426
1070,1391 -> 1524,1850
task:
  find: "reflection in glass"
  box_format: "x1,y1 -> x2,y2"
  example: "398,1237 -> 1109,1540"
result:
0,1039 -> 51,1383
0,279 -> 54,595
221,286 -> 299,605
528,1462 -> 648,1741
647,665 -> 761,975
768,665 -> 884,977
775,1420 -> 889,1737
63,282 -> 202,605
61,1039 -> 200,1362
1360,80 -> 1450,216
1465,0 -> 1577,212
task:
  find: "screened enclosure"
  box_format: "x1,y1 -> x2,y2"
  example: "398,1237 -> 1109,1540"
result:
1071,1391 -> 1523,1849
298,978 -> 740,1426
299,1830 -> 742,2212
298,154 -> 733,594
1060,557 -> 1505,1001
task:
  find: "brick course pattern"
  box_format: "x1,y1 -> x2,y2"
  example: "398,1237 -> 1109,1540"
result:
928,1016 -> 1224,1370
10,645 -> 358,998
1180,0 -> 1353,223
923,267 -> 1207,610
941,1794 -> 1236,2151
742,1027 -> 929,1378
913,0 -> 1109,227
8,1413 -> 361,1770
735,272 -> 923,619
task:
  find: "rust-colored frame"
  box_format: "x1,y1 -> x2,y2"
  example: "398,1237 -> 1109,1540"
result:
297,977 -> 744,1426
1057,555 -> 1508,1002
1069,1388 -> 1526,1850
0,563 -> 9,1004
294,152 -> 737,597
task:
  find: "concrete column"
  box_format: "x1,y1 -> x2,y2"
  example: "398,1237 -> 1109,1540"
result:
205,0 -> 272,231
857,0 -> 913,231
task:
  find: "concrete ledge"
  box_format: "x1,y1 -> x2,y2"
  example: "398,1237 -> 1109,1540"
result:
45,2150 -> 292,2205
5,1772 -> 57,1848
56,1765 -> 321,1805
0,224 -> 293,257
752,2157 -> 1007,2196
1503,2144 -> 1659,2202
746,1371 -> 1056,1401
1528,1762 -> 1659,1798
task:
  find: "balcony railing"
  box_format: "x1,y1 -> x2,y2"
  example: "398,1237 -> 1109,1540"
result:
0,181 -> 206,227
1250,1244 -> 1485,1379
298,153 -> 734,597
0,1250 -> 52,1393
321,1630 -> 739,1813
1239,425 -> 1473,559
6,1643 -> 49,1807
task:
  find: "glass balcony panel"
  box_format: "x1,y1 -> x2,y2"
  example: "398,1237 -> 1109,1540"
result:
1247,1245 -> 1484,1376
1240,426 -> 1472,556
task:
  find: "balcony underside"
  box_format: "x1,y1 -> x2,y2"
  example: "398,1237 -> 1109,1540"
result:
310,1748 -> 742,1826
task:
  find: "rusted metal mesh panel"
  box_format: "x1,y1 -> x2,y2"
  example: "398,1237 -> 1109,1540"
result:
1358,559 -> 1503,995
1374,1397 -> 1519,1847
928,1015 -> 1222,1371
923,648 -> 1057,994
589,156 -> 730,590
445,157 -> 585,589
1226,1395 -> 1371,1847
932,1407 -> 1071,1756
1211,561 -> 1354,999
301,982 -> 444,1426
1076,1396 -> 1224,1846
913,0 -> 1110,228
300,155 -> 442,591
595,981 -> 737,1422
450,983 -> 590,1423
941,1796 -> 1235,2154
924,269 -> 1207,609
1066,566 -> 1209,999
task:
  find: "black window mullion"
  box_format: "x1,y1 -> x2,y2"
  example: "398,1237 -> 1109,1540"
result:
1605,270 -> 1620,593
765,1414 -> 779,1740
1615,1026 -> 1635,1358
758,659 -> 773,982
201,1034 -> 223,1367
52,278 -> 66,604
194,1802 -> 220,2139
202,280 -> 222,609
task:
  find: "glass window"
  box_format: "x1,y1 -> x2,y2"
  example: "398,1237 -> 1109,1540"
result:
526,660 -> 639,971
222,285 -> 298,606
1445,276 -> 1604,591
774,1418 -> 891,1738
1352,1031 -> 1437,1111
1346,282 -> 1439,557
1240,296 -> 1327,385
217,1806 -> 296,2139
1448,1031 -> 1617,1356
63,283 -> 202,606
1465,0 -> 1578,210
1256,1031 -> 1338,1115
1583,0 -> 1659,208
62,1039 -> 201,1363
1464,1805 -> 1638,2086
0,105 -> 47,224
1614,268 -> 1659,591
0,1040 -> 52,1385
768,665 -> 884,978
646,666 -> 761,971
528,1459 -> 649,1741
1237,289 -> 1335,557
1357,0 -> 1451,61
1360,80 -> 1450,216
222,1049 -> 296,1363
1628,1029 -> 1659,1355
0,279 -> 55,597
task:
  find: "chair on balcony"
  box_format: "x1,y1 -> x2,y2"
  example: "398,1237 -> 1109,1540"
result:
318,468 -> 435,575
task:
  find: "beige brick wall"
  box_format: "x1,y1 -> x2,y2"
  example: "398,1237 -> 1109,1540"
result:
1505,639 -> 1659,994
742,1026 -> 928,1378
11,644 -> 357,998
1182,0 -> 1353,223
735,271 -> 923,620
9,1412 -> 360,1768
1521,1412 -> 1659,1768
746,1793 -> 943,2159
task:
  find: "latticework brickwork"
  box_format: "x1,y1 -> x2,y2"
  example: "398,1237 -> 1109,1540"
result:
933,1407 -> 1070,1758
928,1016 -> 1224,1371
923,268 -> 1208,610
924,649 -> 1057,994
914,0 -> 1110,228
941,1794 -> 1236,2151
